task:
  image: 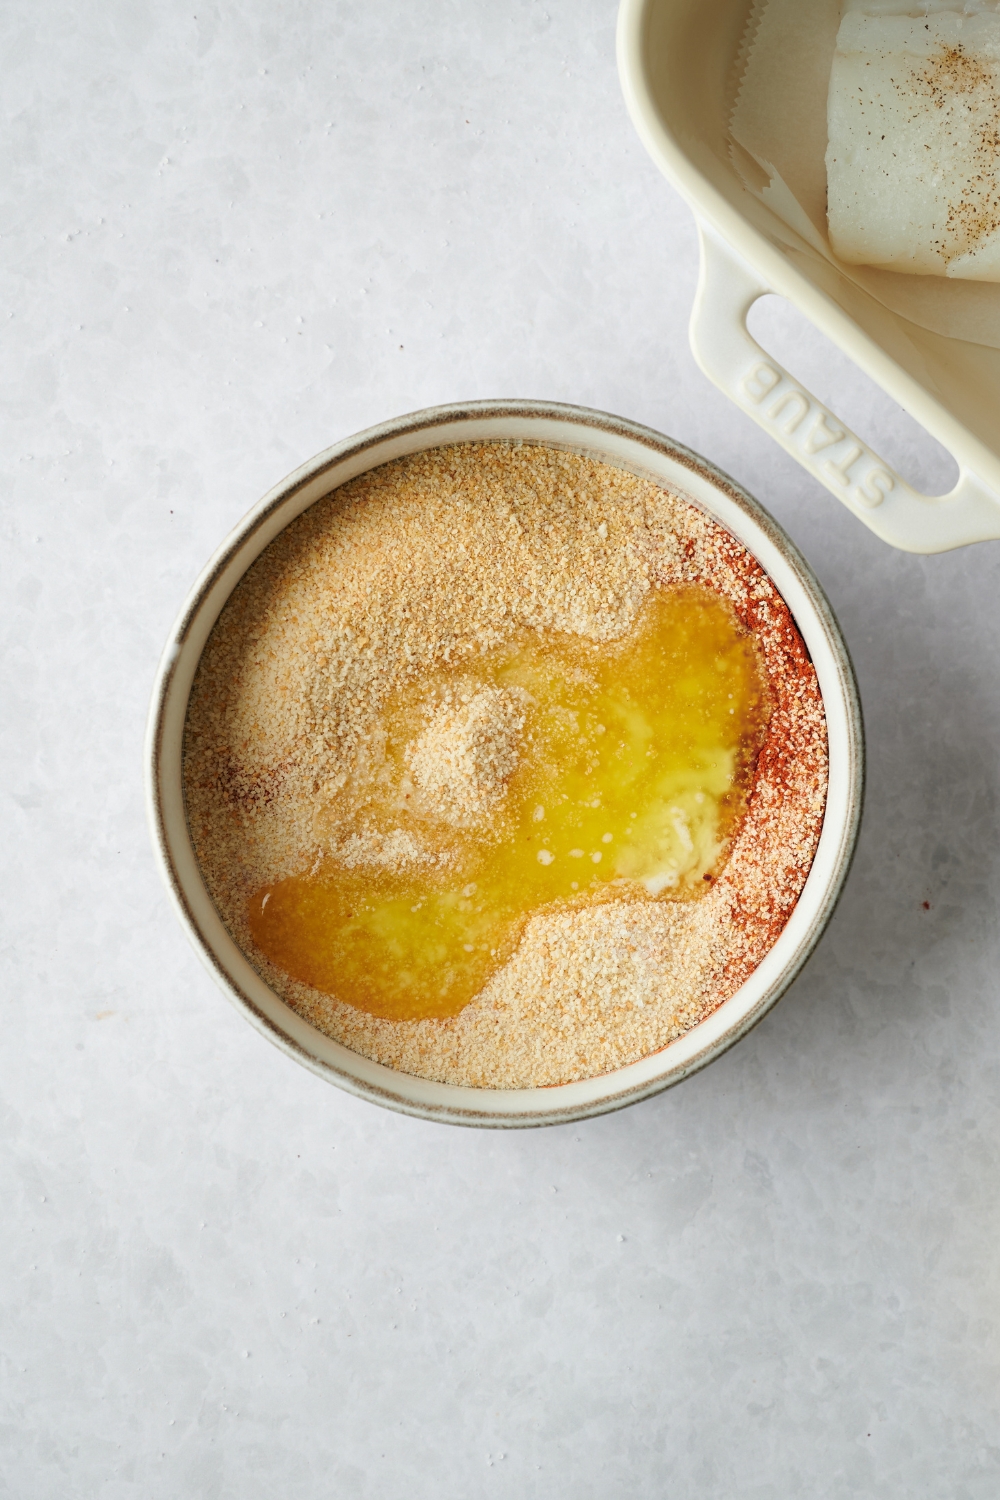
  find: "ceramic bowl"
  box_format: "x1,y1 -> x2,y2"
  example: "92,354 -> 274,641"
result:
145,400 -> 863,1127
617,0 -> 1000,553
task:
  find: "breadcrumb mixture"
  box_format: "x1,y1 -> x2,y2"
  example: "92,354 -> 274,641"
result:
184,443 -> 828,1088
405,683 -> 529,827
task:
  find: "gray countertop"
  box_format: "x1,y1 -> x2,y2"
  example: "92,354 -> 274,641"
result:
4,3 -> 1000,1495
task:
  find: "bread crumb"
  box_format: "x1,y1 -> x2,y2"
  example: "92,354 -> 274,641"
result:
184,442 -> 827,1088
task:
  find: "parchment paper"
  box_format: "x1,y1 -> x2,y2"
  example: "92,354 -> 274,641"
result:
729,0 -> 1000,348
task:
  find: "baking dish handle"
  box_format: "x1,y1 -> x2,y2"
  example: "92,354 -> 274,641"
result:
689,224 -> 1000,553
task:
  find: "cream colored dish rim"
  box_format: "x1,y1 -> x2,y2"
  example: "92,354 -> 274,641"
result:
616,0 -> 1000,553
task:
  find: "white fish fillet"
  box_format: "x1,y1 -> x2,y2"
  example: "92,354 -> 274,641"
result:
827,8 -> 1000,278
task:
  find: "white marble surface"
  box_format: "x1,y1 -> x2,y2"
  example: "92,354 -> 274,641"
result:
4,2 -> 1000,1494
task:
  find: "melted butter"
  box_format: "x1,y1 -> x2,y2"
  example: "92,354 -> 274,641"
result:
248,586 -> 769,1021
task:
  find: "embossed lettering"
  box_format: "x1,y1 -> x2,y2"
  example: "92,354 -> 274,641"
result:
825,444 -> 864,486
803,412 -> 846,455
743,362 -> 781,404
768,389 -> 809,433
855,467 -> 894,509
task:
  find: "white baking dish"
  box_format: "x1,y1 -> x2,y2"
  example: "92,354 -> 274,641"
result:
145,401 -> 863,1128
618,0 -> 1000,553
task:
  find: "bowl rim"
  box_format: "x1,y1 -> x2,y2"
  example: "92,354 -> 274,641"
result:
145,399 -> 864,1128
